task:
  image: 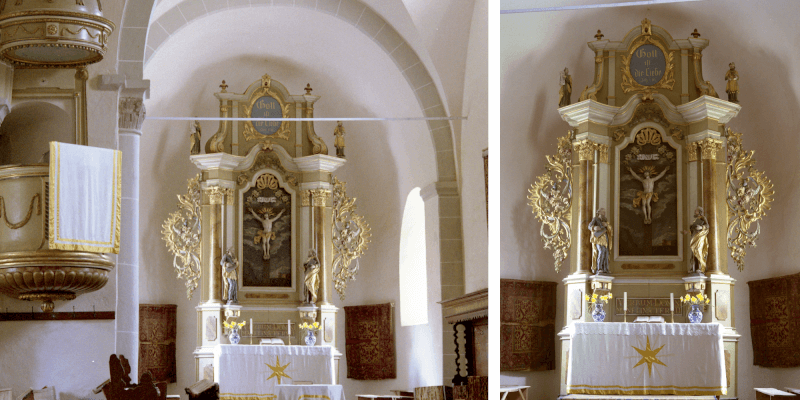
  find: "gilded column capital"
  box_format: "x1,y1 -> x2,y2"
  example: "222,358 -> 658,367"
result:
697,138 -> 723,160
203,186 -> 232,205
687,142 -> 700,162
574,140 -> 596,162
596,143 -> 609,164
301,189 -> 332,207
119,97 -> 146,131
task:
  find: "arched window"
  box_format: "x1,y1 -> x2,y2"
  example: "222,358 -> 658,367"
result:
399,187 -> 428,326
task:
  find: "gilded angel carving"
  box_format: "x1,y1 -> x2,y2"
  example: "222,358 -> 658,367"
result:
725,128 -> 774,271
162,174 -> 203,299
528,134 -> 573,272
331,177 -> 371,300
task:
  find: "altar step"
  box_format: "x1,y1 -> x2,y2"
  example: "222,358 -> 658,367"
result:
559,395 -> 719,400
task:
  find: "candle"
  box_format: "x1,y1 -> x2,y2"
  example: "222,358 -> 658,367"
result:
288,319 -> 291,335
250,318 -> 253,335
624,292 -> 628,311
670,293 -> 674,311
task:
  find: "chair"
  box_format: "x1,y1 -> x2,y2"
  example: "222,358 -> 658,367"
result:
186,379 -> 219,400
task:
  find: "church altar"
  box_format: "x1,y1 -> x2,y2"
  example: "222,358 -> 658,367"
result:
566,322 -> 725,396
276,384 -> 345,400
213,345 -> 335,400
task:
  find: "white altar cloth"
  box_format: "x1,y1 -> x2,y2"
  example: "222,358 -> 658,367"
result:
567,322 -> 726,396
276,384 -> 345,400
213,345 -> 334,400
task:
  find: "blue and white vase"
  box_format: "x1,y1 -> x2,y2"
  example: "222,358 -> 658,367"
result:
591,302 -> 606,322
688,304 -> 704,323
305,330 -> 317,346
229,328 -> 241,344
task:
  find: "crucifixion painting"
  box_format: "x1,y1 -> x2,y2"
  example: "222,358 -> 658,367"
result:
628,165 -> 668,224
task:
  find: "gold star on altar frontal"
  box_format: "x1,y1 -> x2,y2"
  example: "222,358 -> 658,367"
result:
265,356 -> 292,384
631,335 -> 667,376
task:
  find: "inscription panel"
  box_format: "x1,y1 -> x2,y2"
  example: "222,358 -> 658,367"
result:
614,297 -> 683,316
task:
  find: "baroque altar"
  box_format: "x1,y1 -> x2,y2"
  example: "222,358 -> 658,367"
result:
529,20 -> 773,398
163,73 -> 370,384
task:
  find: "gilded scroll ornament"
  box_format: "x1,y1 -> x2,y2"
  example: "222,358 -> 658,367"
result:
725,128 -> 774,271
527,135 -> 572,272
0,193 -> 41,229
693,51 -> 719,98
635,127 -> 662,146
162,175 -> 202,299
305,106 -> 328,155
331,177 -> 371,300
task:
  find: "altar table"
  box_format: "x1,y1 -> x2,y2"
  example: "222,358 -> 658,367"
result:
277,384 -> 345,400
213,345 -> 334,400
566,322 -> 725,396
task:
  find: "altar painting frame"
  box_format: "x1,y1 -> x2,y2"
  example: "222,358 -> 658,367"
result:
613,122 -> 683,262
238,168 -> 297,293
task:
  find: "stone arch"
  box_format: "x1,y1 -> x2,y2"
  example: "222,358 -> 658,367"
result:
116,0 -> 465,294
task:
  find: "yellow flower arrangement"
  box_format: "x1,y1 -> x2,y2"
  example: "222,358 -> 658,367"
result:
223,320 -> 246,330
585,292 -> 613,304
681,293 -> 710,305
298,321 -> 321,331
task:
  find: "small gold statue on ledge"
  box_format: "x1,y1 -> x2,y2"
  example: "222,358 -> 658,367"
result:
558,67 -> 572,108
725,62 -> 739,103
683,206 -> 709,275
190,120 -> 202,155
334,121 -> 346,158
221,248 -> 239,304
588,208 -> 613,275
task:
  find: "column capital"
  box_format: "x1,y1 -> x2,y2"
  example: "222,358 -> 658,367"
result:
119,97 -> 146,131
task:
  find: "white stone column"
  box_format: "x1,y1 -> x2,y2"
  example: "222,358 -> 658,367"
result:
117,96 -> 145,379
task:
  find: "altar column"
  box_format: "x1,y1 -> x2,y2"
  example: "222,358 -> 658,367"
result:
574,140 -> 596,274
698,138 -> 724,275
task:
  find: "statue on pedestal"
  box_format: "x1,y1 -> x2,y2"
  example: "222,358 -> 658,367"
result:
684,206 -> 709,275
334,121 -> 346,158
221,249 -> 239,304
629,165 -> 668,224
725,62 -> 739,103
588,208 -> 613,275
249,207 -> 285,260
190,120 -> 202,155
303,249 -> 320,305
558,68 -> 572,108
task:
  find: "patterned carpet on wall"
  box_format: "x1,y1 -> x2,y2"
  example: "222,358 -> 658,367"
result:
500,279 -> 557,371
139,304 -> 177,383
748,273 -> 800,368
344,303 -> 396,379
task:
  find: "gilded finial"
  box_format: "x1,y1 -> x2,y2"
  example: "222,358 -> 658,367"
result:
305,83 -> 313,95
219,80 -> 228,93
641,18 -> 652,35
691,29 -> 701,38
594,30 -> 604,41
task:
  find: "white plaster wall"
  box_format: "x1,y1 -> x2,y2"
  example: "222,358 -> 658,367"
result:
460,0 -> 488,293
140,6 -> 446,398
0,1 -> 124,397
500,1 -> 800,398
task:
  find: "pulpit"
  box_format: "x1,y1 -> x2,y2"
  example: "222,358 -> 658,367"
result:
528,19 -> 774,399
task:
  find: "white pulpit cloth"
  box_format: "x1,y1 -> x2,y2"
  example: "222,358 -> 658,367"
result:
214,345 -> 334,400
567,322 -> 726,396
49,142 -> 122,254
276,384 -> 345,400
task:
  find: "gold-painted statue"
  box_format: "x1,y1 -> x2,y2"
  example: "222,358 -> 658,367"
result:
190,120 -> 202,155
558,67 -> 572,108
588,208 -> 612,275
303,249 -> 320,304
684,206 -> 709,275
725,62 -> 739,103
221,248 -> 239,304
249,207 -> 285,260
629,165 -> 668,224
334,121 -> 346,158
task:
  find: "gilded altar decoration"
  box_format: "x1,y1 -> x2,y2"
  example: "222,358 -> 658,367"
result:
221,249 -> 239,304
725,128 -> 774,271
527,135 -> 572,272
686,206 -> 709,274
331,177 -> 371,300
190,120 -> 201,155
725,63 -> 739,103
558,68 -> 572,107
242,172 -> 292,287
588,208 -> 612,275
305,106 -> 328,155
243,73 -> 291,142
333,121 -> 345,158
161,174 -> 202,299
631,336 -> 667,377
621,33 -> 675,93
